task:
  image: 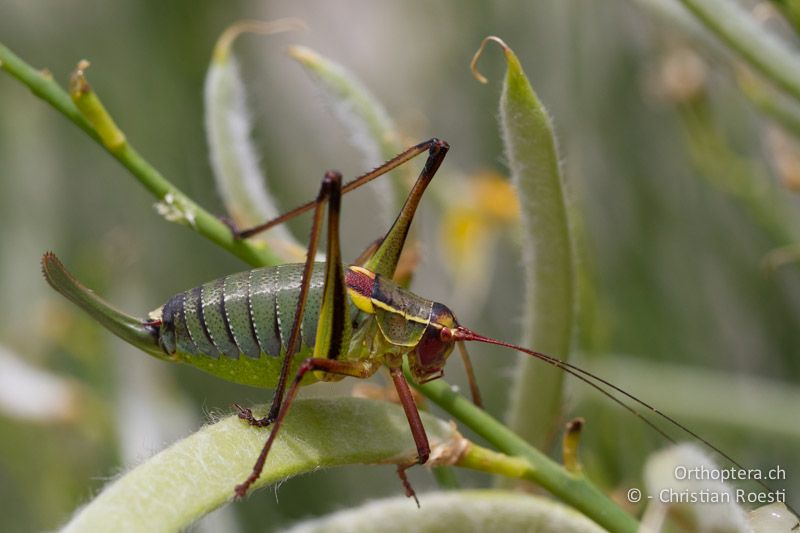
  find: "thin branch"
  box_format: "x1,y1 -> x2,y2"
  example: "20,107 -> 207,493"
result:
411,372 -> 639,533
0,42 -> 283,268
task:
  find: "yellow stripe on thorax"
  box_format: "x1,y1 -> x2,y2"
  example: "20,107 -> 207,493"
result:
370,298 -> 430,324
346,266 -> 431,325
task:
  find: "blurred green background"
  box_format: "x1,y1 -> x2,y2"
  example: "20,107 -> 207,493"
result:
2,1 -> 799,531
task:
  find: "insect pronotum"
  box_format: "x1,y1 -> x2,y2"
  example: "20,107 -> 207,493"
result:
42,138 -> 780,505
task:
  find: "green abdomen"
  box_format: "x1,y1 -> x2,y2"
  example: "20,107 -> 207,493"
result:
158,263 -> 326,388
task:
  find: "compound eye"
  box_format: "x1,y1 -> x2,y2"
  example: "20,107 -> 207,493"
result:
417,327 -> 452,370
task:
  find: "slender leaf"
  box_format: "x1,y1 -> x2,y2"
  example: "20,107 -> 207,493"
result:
472,37 -> 575,449
205,20 -> 305,261
289,45 -> 407,216
60,398 -> 459,533
280,490 -> 606,533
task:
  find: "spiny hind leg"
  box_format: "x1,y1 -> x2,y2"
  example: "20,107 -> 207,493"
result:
237,167 -> 358,497
229,138 -> 448,245
234,171 -> 343,430
235,358 -> 380,498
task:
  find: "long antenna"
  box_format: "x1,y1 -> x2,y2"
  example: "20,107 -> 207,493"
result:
453,325 -> 790,505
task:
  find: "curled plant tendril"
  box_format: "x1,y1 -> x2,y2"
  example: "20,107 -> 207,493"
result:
470,36 -> 511,84
212,17 -> 308,63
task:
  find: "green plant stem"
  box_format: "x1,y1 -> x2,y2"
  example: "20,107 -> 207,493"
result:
0,42 -> 282,268
432,466 -> 460,489
411,374 -> 638,533
677,0 -> 800,104
0,44 -> 96,138
113,144 -> 282,267
458,443 -> 531,478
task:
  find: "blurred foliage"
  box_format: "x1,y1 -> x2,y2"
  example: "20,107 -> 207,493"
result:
2,0 -> 800,531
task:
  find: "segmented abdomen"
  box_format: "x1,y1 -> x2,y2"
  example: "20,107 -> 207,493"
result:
158,263 -> 325,360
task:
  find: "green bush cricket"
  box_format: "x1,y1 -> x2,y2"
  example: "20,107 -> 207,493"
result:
42,138 -> 781,505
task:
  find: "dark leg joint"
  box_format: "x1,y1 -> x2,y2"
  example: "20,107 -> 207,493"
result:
417,450 -> 430,465
429,138 -> 450,154
323,170 -> 343,186
313,170 -> 341,205
219,215 -> 246,240
234,403 -> 274,428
